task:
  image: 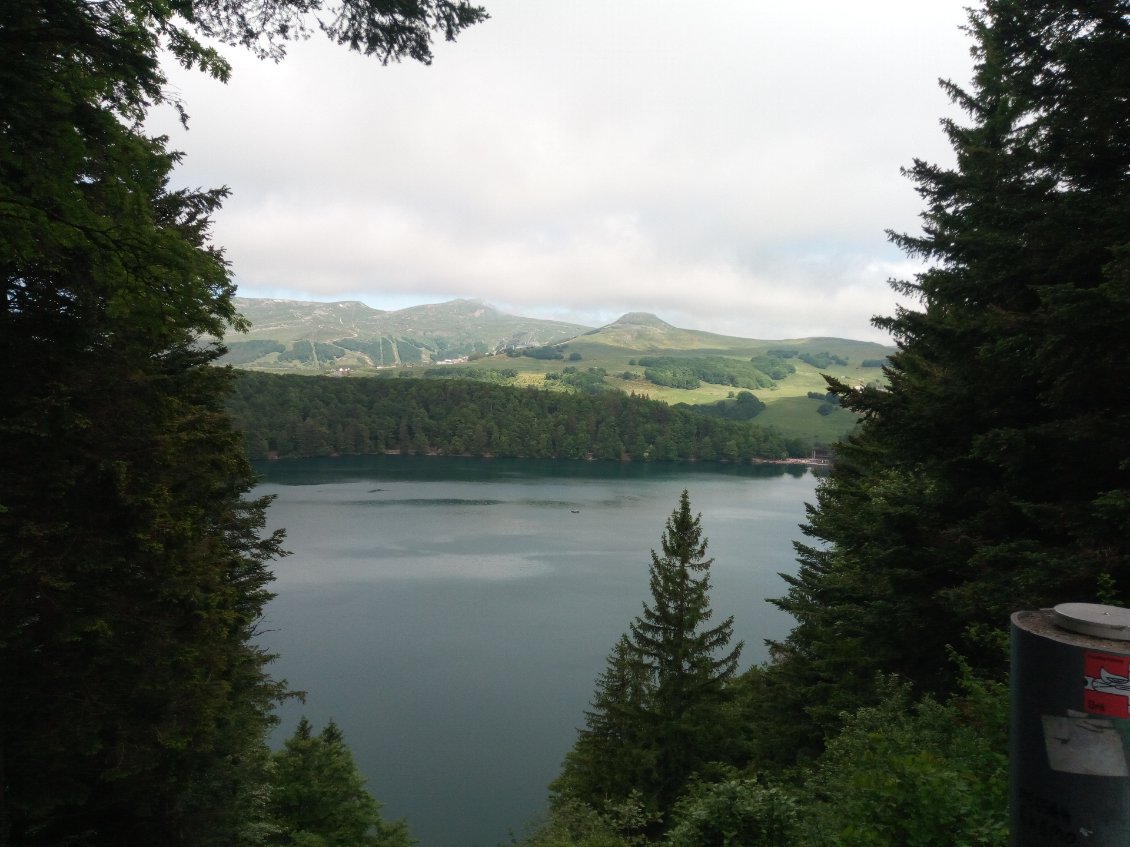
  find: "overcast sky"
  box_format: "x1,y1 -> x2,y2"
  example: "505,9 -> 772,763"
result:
152,0 -> 975,342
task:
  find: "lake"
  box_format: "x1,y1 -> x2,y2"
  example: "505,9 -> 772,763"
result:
254,455 -> 820,847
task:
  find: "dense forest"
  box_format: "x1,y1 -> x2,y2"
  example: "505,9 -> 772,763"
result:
226,371 -> 811,462
2,0 -> 1128,845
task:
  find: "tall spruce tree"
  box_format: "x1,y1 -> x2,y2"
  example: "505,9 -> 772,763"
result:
0,0 -> 484,843
768,0 -> 1130,745
630,490 -> 742,814
555,491 -> 742,823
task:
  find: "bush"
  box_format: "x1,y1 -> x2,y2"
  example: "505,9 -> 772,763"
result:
518,798 -> 633,847
522,345 -> 566,360
797,351 -> 848,369
665,778 -> 799,847
800,676 -> 1008,847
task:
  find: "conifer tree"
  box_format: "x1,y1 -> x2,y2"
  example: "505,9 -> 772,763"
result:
768,0 -> 1130,745
630,490 -> 742,813
269,719 -> 411,847
555,491 -> 742,822
632,491 -> 742,703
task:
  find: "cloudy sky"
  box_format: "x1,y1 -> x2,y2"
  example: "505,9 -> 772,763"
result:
152,0 -> 975,342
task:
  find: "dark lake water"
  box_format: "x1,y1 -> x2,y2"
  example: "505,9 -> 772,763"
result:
254,456 -> 820,847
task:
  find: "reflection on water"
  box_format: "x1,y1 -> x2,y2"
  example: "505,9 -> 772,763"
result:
255,455 -> 818,847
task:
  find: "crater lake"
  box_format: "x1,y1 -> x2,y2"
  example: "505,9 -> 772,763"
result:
254,455 -> 820,847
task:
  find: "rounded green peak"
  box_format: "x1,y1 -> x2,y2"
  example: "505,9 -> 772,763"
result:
612,312 -> 674,329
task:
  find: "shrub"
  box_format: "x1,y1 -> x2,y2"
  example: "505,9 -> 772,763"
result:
665,778 -> 799,847
800,676 -> 1008,847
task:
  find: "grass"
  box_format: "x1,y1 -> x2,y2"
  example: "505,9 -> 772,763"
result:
446,346 -> 885,447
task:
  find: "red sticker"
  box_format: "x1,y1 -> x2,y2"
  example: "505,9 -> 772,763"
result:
1084,651 -> 1130,717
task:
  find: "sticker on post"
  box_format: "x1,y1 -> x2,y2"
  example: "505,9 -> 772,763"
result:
1042,715 -> 1129,776
1084,651 -> 1130,717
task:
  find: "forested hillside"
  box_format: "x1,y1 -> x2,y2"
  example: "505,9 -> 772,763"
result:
226,372 -> 811,461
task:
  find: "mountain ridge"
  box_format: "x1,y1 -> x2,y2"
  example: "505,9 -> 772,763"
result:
225,296 -> 890,370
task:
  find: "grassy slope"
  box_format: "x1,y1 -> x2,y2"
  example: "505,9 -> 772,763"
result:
458,330 -> 890,446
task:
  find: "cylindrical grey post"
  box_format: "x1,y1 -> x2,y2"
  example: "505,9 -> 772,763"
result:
1011,604 -> 1130,846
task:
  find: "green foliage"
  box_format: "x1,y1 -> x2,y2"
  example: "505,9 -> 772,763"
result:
806,392 -> 838,404
664,778 -> 799,847
680,391 -> 766,422
552,637 -> 657,817
644,365 -> 701,390
222,339 -> 289,364
628,492 -> 743,801
513,344 -> 567,360
638,357 -> 775,391
783,437 -> 812,458
335,337 -> 398,365
1,346 -> 291,844
0,2 -> 291,825
269,719 -> 411,847
749,354 -> 797,380
394,339 -> 426,364
421,366 -> 518,383
278,340 -> 347,363
560,367 -> 612,395
800,677 -> 1008,847
226,371 -> 795,462
636,667 -> 1008,847
519,798 -> 634,847
796,352 -> 848,369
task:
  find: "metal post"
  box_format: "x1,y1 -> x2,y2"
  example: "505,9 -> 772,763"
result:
1011,603 -> 1130,846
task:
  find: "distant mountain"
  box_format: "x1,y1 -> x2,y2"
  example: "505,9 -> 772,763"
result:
218,298 -> 894,382
584,311 -> 754,351
219,297 -> 896,444
220,298 -> 593,369
578,313 -> 893,363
